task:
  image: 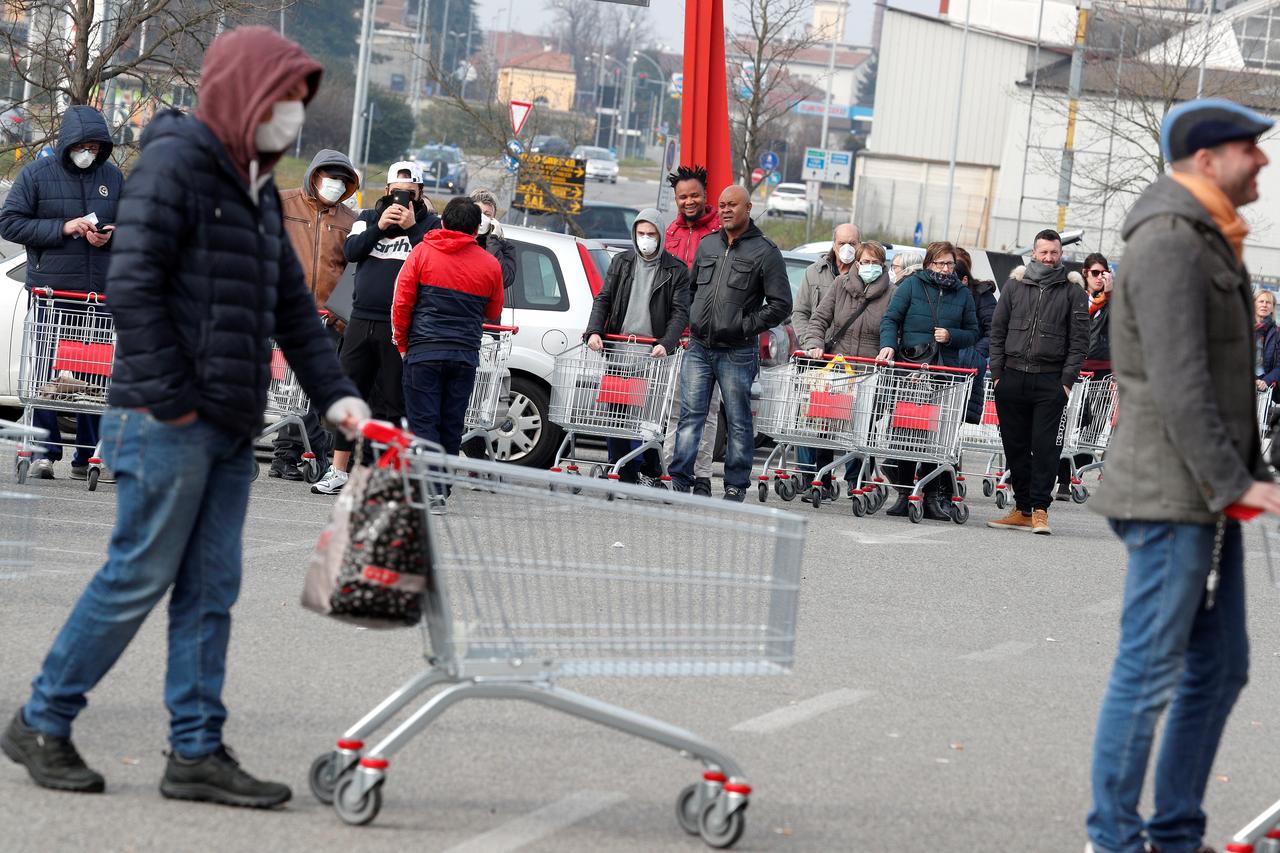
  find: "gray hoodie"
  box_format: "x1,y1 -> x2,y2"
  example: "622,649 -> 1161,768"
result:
302,148 -> 358,204
620,208 -> 665,339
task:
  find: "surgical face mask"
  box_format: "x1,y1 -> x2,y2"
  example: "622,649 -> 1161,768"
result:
70,148 -> 95,169
636,234 -> 660,257
477,213 -> 493,236
857,263 -> 881,284
837,243 -> 857,265
255,100 -> 305,152
317,177 -> 345,204
888,268 -> 899,284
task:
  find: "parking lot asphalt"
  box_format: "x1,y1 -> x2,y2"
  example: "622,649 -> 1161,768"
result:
4,455 -> 1280,853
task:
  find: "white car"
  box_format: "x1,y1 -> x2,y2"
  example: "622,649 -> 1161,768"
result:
1,252 -> 29,409
572,146 -> 619,184
766,183 -> 811,218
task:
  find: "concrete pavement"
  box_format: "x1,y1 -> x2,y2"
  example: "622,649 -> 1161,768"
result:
3,460 -> 1280,852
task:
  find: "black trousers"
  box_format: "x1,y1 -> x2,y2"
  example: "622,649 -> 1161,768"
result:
994,369 -> 1069,512
335,317 -> 405,453
273,324 -> 341,464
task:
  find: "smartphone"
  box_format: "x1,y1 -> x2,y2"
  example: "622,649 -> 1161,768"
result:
390,189 -> 415,209
95,224 -> 114,234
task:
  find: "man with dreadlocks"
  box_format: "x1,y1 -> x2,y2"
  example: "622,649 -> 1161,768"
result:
662,164 -> 722,496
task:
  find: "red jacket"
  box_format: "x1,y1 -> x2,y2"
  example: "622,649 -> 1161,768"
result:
392,229 -> 503,362
664,207 -> 720,268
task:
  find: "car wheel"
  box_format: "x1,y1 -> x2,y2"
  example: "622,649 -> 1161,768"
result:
610,177 -> 617,184
487,375 -> 561,468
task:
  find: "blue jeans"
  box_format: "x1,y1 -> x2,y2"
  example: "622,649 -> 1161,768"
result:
33,409 -> 100,466
671,341 -> 757,491
23,408 -> 254,758
1087,520 -> 1248,853
402,359 -> 477,456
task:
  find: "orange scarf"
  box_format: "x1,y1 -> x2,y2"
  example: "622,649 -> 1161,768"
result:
1089,290 -> 1108,316
1171,171 -> 1248,261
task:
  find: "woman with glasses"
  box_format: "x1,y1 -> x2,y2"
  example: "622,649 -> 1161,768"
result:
1058,252 -> 1115,500
877,240 -> 979,519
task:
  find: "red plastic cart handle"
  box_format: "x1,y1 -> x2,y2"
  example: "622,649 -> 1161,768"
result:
483,324 -> 519,333
793,352 -> 977,375
605,333 -> 659,344
30,287 -> 106,303
359,420 -> 413,447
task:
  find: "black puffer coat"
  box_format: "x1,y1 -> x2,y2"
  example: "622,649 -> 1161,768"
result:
0,106 -> 123,292
105,109 -> 358,435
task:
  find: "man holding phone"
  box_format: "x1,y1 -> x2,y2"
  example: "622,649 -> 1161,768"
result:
311,162 -> 440,495
0,105 -> 124,481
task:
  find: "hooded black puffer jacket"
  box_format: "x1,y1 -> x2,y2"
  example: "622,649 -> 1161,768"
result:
105,109 -> 358,435
0,106 -> 123,292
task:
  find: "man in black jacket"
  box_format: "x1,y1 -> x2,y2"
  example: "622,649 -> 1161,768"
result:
670,185 -> 791,501
312,161 -> 440,495
987,228 -> 1090,534
584,208 -> 690,484
1,27 -> 367,807
0,105 -> 123,481
469,187 -> 517,291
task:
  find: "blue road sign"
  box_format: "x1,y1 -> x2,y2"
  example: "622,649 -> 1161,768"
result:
504,155 -> 519,173
759,151 -> 779,172
768,170 -> 782,185
913,222 -> 923,246
506,138 -> 524,158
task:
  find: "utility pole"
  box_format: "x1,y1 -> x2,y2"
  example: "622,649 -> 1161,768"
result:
1014,0 -> 1046,246
349,0 -> 377,170
1197,0 -> 1215,98
809,17 -> 840,240
408,0 -> 430,146
942,0 -> 972,242
1056,0 -> 1091,233
618,23 -> 637,158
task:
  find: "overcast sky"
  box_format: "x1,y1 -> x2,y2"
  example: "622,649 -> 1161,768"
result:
470,0 -> 941,55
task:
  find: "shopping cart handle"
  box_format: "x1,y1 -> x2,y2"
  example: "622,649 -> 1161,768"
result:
604,333 -> 659,344
483,324 -> 520,334
820,354 -> 977,375
359,419 -> 414,447
29,287 -> 106,303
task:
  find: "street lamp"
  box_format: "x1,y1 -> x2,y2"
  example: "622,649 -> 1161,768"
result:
448,28 -> 474,100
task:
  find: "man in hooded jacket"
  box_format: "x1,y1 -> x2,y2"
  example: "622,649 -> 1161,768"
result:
1,26 -> 368,808
0,105 -> 123,481
273,148 -> 360,480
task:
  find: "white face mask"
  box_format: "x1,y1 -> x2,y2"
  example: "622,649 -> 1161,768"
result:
636,234 -> 660,257
858,263 -> 881,283
317,177 -> 346,204
70,148 -> 96,169
477,213 -> 493,236
837,243 -> 857,265
255,100 -> 305,152
888,268 -> 899,284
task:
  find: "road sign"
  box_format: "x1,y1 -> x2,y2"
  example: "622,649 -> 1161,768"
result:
801,147 -> 852,185
509,100 -> 533,137
801,148 -> 827,182
662,137 -> 679,173
751,168 -> 766,187
669,73 -> 683,95
759,151 -> 778,172
513,153 -> 586,215
768,170 -> 781,185
827,151 -> 852,185
913,222 -> 923,246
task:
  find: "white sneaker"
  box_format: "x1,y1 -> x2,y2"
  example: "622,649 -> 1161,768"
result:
31,459 -> 54,479
310,466 -> 348,495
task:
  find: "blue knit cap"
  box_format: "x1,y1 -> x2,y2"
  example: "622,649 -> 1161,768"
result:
1160,98 -> 1274,162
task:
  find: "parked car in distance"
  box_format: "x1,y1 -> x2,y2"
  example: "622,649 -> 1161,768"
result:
0,252 -> 28,409
504,201 -> 640,242
413,144 -> 468,195
766,183 -> 812,219
571,146 -> 619,183
530,135 -> 573,156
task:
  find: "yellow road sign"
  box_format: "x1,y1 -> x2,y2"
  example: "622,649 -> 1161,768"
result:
513,154 -> 586,214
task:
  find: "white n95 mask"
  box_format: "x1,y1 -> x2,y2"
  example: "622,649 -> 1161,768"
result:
255,101 -> 305,153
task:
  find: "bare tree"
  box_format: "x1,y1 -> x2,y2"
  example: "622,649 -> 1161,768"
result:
727,0 -> 823,193
0,0 -> 266,161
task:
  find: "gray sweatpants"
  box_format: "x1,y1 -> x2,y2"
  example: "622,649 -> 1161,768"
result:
663,382 -> 720,479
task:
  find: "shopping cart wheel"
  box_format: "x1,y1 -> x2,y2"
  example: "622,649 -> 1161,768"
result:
698,799 -> 746,849
308,752 -> 342,805
1071,484 -> 1089,504
590,464 -> 607,480
851,494 -> 865,517
778,478 -> 797,501
807,486 -> 823,509
994,489 -> 1009,510
757,482 -> 768,503
955,480 -> 967,499
822,482 -> 840,502
250,462 -> 261,483
981,479 -> 994,498
951,502 -> 970,525
907,501 -> 923,524
87,468 -> 100,491
333,773 -> 382,826
675,784 -> 701,835
302,458 -> 323,484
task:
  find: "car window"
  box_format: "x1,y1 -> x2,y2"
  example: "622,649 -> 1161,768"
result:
784,260 -> 807,300
417,146 -> 459,163
589,249 -> 611,280
508,242 -> 568,311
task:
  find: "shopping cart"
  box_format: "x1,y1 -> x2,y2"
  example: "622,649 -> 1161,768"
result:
250,341 -> 325,483
459,324 -> 517,459
1,419 -> 46,575
850,358 -> 976,524
1059,375 -> 1119,503
308,421 -> 806,848
549,335 -> 682,483
957,376 -> 1013,509
15,288 -> 113,489
1259,389 -> 1275,461
754,353 -> 877,508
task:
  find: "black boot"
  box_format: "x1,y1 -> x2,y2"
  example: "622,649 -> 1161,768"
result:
885,492 -> 910,516
1,710 -> 105,793
692,477 -> 713,497
159,744 -> 291,809
923,490 -> 952,521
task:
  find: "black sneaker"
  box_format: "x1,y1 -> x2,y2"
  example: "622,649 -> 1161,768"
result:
159,744 -> 291,809
1,710 -> 105,793
1055,482 -> 1071,502
723,486 -> 746,502
69,465 -> 89,480
692,477 -> 713,498
268,460 -> 303,481
885,493 -> 910,517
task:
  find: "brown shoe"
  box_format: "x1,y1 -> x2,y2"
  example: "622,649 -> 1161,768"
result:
986,508 -> 1033,531
1031,509 -> 1051,535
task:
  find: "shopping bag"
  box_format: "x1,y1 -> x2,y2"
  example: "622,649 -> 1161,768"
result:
806,390 -> 855,421
981,399 -> 999,425
892,401 -> 941,432
270,347 -> 289,381
597,374 -> 648,407
53,340 -> 114,377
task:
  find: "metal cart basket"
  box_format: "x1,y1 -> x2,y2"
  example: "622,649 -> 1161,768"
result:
309,421 -> 807,849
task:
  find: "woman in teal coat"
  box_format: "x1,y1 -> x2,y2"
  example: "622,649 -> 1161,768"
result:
876,240 -> 979,520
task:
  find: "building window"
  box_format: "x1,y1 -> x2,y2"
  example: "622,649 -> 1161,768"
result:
390,73 -> 407,92
1236,10 -> 1280,70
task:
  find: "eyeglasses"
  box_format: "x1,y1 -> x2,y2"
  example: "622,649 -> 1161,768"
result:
929,261 -> 956,269
1087,269 -> 1107,277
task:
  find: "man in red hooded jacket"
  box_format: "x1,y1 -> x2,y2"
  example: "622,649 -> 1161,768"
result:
662,164 -> 721,495
2,27 -> 368,808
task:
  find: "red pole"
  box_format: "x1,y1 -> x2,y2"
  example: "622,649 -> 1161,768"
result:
680,0 -> 734,201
